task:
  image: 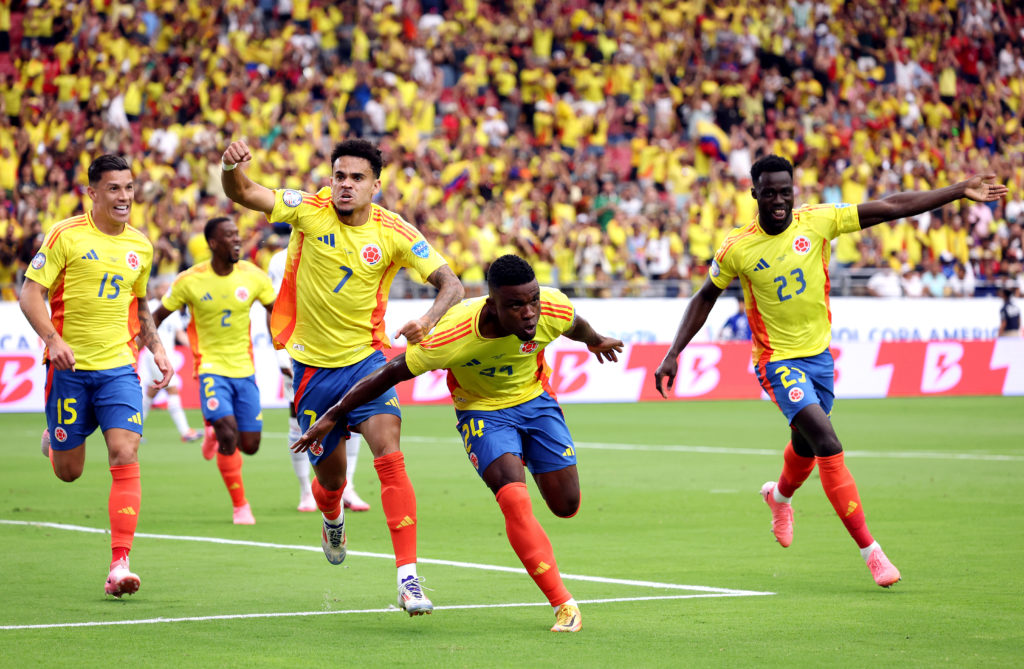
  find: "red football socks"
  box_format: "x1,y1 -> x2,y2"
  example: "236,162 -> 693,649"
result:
777,440 -> 816,498
496,482 -> 571,607
312,477 -> 344,522
216,450 -> 247,507
816,452 -> 874,549
109,463 -> 140,564
374,452 -> 418,567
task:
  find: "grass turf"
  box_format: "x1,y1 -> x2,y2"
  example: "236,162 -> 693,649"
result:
0,397 -> 1021,667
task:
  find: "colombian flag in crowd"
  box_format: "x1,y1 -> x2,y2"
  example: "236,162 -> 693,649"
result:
696,120 -> 731,161
443,169 -> 470,201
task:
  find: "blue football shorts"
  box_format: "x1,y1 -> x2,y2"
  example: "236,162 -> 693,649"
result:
291,351 -> 400,465
198,373 -> 263,432
756,348 -> 835,424
454,392 -> 576,478
44,364 -> 143,450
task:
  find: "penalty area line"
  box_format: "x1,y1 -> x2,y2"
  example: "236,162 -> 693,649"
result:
0,592 -> 773,631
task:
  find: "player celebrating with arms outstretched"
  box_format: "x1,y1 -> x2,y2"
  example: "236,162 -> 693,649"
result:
20,155 -> 173,598
655,154 -> 1006,587
154,216 -> 276,525
221,137 -> 463,615
293,255 -> 624,632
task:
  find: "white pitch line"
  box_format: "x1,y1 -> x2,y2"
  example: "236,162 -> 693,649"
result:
0,520 -> 765,596
387,436 -> 1024,462
0,592 -> 772,631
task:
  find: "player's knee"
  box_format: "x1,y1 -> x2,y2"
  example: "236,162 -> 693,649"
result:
549,495 -> 580,518
239,434 -> 261,455
54,465 -> 82,483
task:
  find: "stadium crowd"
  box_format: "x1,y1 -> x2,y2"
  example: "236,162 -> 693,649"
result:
0,0 -> 1022,301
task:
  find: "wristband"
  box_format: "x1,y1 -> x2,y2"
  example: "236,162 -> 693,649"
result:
221,161 -> 237,171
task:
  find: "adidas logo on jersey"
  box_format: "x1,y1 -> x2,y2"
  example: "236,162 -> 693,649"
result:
200,293 -> 213,301
317,234 -> 336,248
462,359 -> 482,367
81,249 -> 99,260
753,258 -> 771,271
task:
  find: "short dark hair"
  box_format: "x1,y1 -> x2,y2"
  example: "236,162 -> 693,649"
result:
87,155 -> 131,186
204,216 -> 231,242
331,139 -> 383,178
750,154 -> 793,184
487,254 -> 535,291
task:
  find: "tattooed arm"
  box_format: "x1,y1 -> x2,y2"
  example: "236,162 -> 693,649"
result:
137,296 -> 173,389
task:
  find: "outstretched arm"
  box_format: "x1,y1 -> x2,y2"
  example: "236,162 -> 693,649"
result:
564,314 -> 623,363
857,174 -> 1007,229
221,139 -> 276,214
654,279 -> 724,398
291,354 -> 417,452
393,264 -> 465,344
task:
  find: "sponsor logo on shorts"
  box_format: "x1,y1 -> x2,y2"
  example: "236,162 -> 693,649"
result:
361,244 -> 382,266
519,341 -> 538,354
206,397 -> 220,411
54,427 -> 67,442
126,250 -> 140,270
792,236 -> 811,255
282,189 -> 302,207
411,240 -> 430,258
709,259 -> 721,277
235,286 -> 249,301
788,387 -> 805,403
31,252 -> 46,270
469,453 -> 479,470
310,442 -> 323,456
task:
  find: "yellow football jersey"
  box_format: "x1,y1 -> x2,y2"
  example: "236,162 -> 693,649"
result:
162,260 -> 275,377
25,212 -> 153,370
406,287 -> 575,411
269,188 -> 448,367
710,203 -> 861,364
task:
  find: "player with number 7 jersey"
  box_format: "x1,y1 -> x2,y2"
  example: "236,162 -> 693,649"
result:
221,137 -> 464,616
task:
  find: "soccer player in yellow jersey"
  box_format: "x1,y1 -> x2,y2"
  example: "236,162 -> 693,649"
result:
221,137 -> 463,616
655,155 -> 1007,588
154,217 -> 276,525
19,155 -> 173,598
293,255 -> 623,632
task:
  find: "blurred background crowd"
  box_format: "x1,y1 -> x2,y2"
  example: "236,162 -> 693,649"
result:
0,0 -> 1022,302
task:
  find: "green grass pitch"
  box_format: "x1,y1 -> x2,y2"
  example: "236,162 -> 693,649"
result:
1,397 -> 1022,667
